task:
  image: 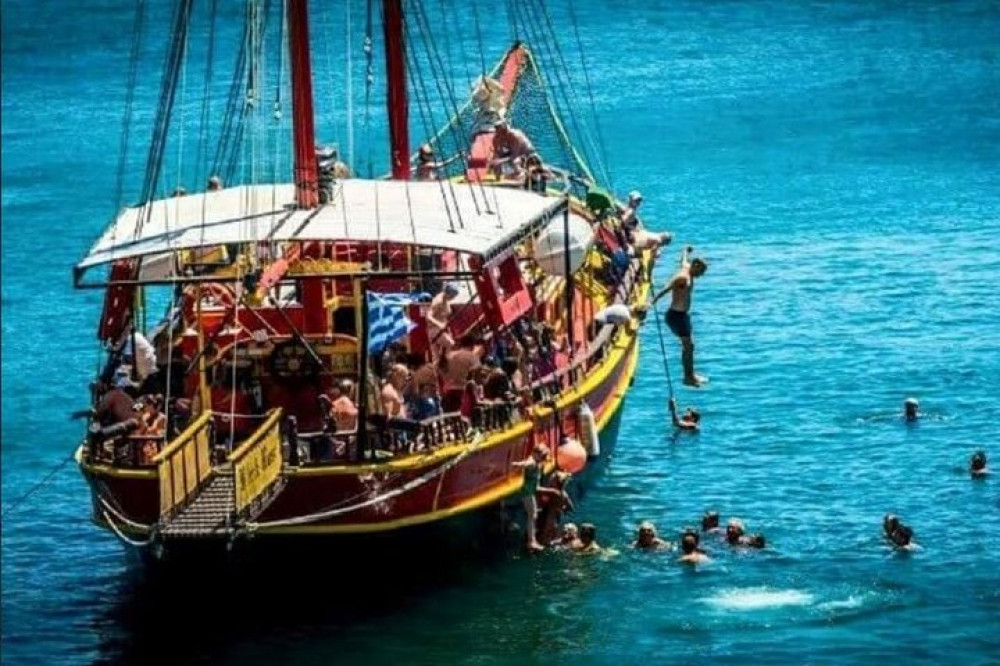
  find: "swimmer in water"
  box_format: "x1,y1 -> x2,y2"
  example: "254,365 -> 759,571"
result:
633,521 -> 671,551
746,534 -> 766,549
904,397 -> 920,422
669,397 -> 700,432
701,511 -> 721,534
883,514 -> 901,542
726,518 -> 747,546
888,523 -> 919,551
970,451 -> 989,478
578,523 -> 602,554
678,531 -> 710,564
556,523 -> 583,550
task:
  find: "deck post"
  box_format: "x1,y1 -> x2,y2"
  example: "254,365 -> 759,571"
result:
286,415 -> 300,466
563,199 -> 575,360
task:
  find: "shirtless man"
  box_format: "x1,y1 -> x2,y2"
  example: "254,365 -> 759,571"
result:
490,121 -> 536,175
380,364 -> 410,419
651,246 -> 708,387
426,283 -> 460,355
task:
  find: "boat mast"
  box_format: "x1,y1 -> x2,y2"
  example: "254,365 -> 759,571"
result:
382,0 -> 409,179
288,0 -> 318,208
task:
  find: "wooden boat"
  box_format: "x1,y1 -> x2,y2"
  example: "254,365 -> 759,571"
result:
74,0 -> 658,558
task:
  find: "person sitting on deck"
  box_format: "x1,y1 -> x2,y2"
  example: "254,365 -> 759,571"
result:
414,143 -> 462,180
381,364 -> 411,419
327,379 -> 358,433
207,175 -> 223,191
137,394 -> 166,436
970,451 -> 989,478
669,397 -> 701,432
490,120 -> 536,176
523,154 -> 555,193
651,245 -> 709,388
512,444 -> 550,553
94,374 -> 138,427
634,521 -> 671,551
426,282 -> 460,356
408,381 -> 442,422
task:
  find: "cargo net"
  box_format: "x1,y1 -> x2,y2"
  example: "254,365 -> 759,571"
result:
414,46 -> 595,197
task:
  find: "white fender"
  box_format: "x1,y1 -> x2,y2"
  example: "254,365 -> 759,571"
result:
578,402 -> 600,457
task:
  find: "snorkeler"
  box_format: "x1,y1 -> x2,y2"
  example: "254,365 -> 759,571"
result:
903,397 -> 920,422
633,521 -> 671,551
669,397 -> 700,432
970,451 -> 989,478
678,530 -> 710,564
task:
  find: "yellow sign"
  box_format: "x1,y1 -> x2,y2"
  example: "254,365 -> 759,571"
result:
233,420 -> 283,513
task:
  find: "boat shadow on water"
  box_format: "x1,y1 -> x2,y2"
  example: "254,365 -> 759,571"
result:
94,518 -> 521,664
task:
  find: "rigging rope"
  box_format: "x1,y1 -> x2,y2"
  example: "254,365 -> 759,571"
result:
651,302 -> 676,399
112,0 -> 146,220
1,454 -> 75,520
565,0 -> 613,190
363,0 -> 375,178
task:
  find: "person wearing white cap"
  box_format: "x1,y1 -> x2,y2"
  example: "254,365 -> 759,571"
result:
621,190 -> 643,229
904,398 -> 920,422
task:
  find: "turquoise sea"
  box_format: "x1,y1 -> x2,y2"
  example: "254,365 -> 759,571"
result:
3,1 -> 999,664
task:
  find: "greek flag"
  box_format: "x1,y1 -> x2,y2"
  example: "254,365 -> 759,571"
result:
366,292 -> 424,354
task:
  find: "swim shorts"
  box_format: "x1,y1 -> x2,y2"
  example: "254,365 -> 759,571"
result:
666,309 -> 692,338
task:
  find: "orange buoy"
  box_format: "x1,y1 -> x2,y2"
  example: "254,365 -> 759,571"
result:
557,437 -> 588,474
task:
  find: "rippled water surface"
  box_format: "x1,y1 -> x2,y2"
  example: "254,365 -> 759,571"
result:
3,1 -> 999,664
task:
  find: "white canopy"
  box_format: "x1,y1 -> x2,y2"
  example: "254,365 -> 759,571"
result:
77,179 -> 569,273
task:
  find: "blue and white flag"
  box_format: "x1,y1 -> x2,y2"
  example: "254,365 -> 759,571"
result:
366,292 -> 426,354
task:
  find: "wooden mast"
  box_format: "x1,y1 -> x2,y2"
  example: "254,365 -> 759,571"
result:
382,0 -> 409,180
288,0 -> 318,208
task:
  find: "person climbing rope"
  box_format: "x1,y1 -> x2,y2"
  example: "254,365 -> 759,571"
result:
651,245 -> 708,387
669,397 -> 700,432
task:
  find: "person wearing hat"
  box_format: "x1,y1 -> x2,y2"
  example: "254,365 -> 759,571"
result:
207,175 -> 223,191
903,398 -> 920,422
621,190 -> 644,229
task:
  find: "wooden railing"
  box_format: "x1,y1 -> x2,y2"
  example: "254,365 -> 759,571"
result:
228,408 -> 284,517
154,411 -> 214,521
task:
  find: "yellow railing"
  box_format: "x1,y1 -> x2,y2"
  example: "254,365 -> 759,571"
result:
228,408 -> 284,516
154,411 -> 213,520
